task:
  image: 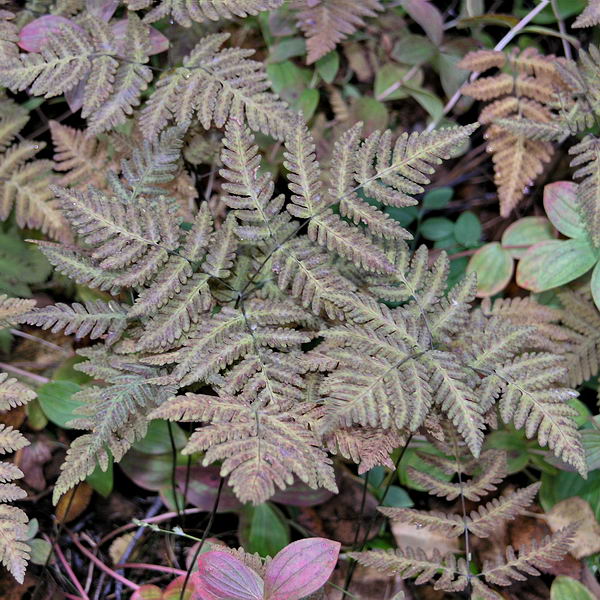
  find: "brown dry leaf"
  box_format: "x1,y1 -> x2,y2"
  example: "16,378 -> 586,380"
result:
390,520 -> 459,556
327,563 -> 410,600
17,439 -> 52,491
55,482 -> 93,524
546,497 -> 600,559
343,43 -> 373,82
0,405 -> 26,429
109,531 -> 136,565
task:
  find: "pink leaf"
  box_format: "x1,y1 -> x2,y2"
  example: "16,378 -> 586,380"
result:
193,551 -> 263,600
86,0 -> 119,21
175,465 -> 242,512
18,15 -> 83,52
264,538 -> 340,600
111,19 -> 169,56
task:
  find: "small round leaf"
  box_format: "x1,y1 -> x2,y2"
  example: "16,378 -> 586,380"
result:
516,239 -> 596,292
420,217 -> 454,241
502,216 -> 555,258
454,211 -> 482,247
467,242 -> 513,297
543,181 -> 586,240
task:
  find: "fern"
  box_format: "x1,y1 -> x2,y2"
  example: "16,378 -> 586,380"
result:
459,48 -> 565,216
574,0 -> 600,28
133,0 -> 284,27
140,33 -> 291,141
292,0 -> 383,64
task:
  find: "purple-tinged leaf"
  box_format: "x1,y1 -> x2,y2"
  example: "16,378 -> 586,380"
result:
111,20 -> 168,56
401,0 -> 444,45
18,16 -> 83,52
174,465 -> 241,512
64,76 -> 87,113
86,0 -> 119,21
264,538 -> 340,600
543,181 -> 586,240
272,479 -> 335,506
193,551 -> 263,600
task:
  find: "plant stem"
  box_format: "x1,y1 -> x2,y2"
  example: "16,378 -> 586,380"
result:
0,361 -> 49,384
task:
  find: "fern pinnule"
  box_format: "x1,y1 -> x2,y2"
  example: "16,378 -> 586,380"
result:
0,295 -> 36,328
574,0 -> 600,27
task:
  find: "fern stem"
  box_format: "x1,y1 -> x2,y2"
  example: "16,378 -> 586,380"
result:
9,328 -> 71,354
167,421 -> 183,523
179,477 -> 224,600
0,361 -> 49,384
116,563 -> 186,576
550,0 -> 573,59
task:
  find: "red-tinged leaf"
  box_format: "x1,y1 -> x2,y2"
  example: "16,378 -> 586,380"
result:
467,242 -> 513,297
401,0 -> 444,45
264,538 -> 341,600
18,16 -> 83,52
516,239 -> 597,292
86,0 -> 119,21
111,20 -> 168,56
501,216 -> 555,259
64,76 -> 87,113
131,585 -> 163,600
272,478 -> 335,506
174,466 -> 241,512
543,181 -> 586,240
163,575 -> 196,600
194,551 -> 263,600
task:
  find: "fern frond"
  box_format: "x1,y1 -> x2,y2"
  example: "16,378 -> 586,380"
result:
150,392 -> 337,504
140,0 -> 284,27
50,121 -> 109,188
53,361 -> 176,503
0,373 -> 36,411
0,23 -> 92,96
466,483 -> 541,537
293,0 -> 383,64
458,50 -> 506,72
0,98 -> 28,151
87,15 -> 152,134
569,135 -> 600,248
481,525 -> 576,586
409,450 -> 506,501
140,33 -> 291,140
325,426 -> 403,474
0,425 -> 28,455
203,214 -> 238,279
0,295 -> 36,328
574,0 -> 600,27
0,504 -> 29,584
348,548 -> 467,592
20,301 -> 128,345
379,507 -> 464,537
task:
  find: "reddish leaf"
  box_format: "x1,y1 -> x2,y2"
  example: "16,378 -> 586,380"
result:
131,585 -> 163,600
18,16 -> 83,52
401,0 -> 444,45
86,0 -> 119,21
264,538 -> 340,600
272,478 -> 335,507
174,465 -> 241,512
543,181 -> 586,240
163,575 -> 196,600
193,551 -> 263,600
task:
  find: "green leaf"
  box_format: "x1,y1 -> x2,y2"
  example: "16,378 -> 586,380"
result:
352,97 -> 389,133
392,34 -> 436,65
420,217 -> 454,240
385,205 -> 418,226
132,420 -> 187,455
297,88 -> 319,120
582,424 -> 600,471
240,503 -> 289,557
516,239 -> 597,292
26,398 -> 48,430
28,538 -> 52,565
501,216 -> 555,259
316,51 -> 340,83
269,37 -> 306,63
37,381 -> 83,428
454,211 -> 481,247
381,486 -> 413,508
540,469 -> 600,521
423,187 -> 453,210
405,84 -> 444,121
86,460 -> 113,497
551,576 -> 595,600
467,242 -> 513,297
374,63 -> 423,101
543,181 -> 587,240
54,356 -> 93,385
267,60 -> 311,96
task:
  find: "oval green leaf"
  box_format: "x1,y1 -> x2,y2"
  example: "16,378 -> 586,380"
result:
543,181 -> 586,240
516,239 -> 596,292
420,217 -> 454,241
501,216 -> 555,258
454,211 -> 482,247
467,242 -> 513,297
239,503 -> 290,557
551,576 -> 595,600
591,260 -> 600,313
36,381 -> 83,428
